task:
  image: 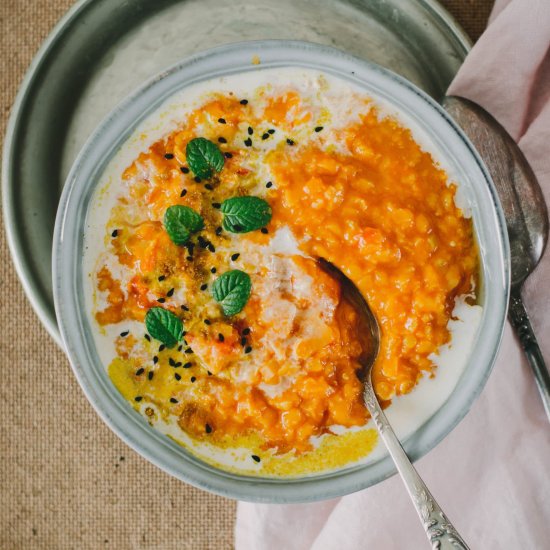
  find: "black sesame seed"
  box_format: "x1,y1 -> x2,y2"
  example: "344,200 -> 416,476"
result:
194,176 -> 202,183
218,333 -> 224,342
159,344 -> 166,352
261,133 -> 270,140
167,288 -> 175,297
240,99 -> 248,105
183,339 -> 188,346
158,275 -> 166,282
120,330 -> 129,337
204,319 -> 211,325
242,328 -> 251,335
186,256 -> 193,261
231,253 -> 240,261
164,153 -> 174,159
210,267 -> 217,274
205,183 -> 213,190
169,358 -> 176,367
207,371 -> 212,376
191,376 -> 196,383
170,398 -> 178,403
135,396 -> 143,402
157,298 -> 166,303
111,229 -> 119,237
244,138 -> 252,147
261,227 -> 268,234
175,373 -> 181,381
268,129 -> 275,135
248,126 -> 253,135
244,346 -> 252,354
136,368 -> 145,376
218,117 -> 226,124
212,202 -> 221,209
185,348 -> 194,354
177,345 -> 183,352
183,362 -> 192,369
218,136 -> 227,144
287,138 -> 295,146
153,356 -> 159,364
175,362 -> 182,367
200,283 -> 208,291
180,166 -> 190,174
205,423 -> 213,433
251,455 -> 261,463
180,189 -> 187,197
233,224 -> 243,232
315,126 -> 324,132
144,334 -> 151,342
266,181 -> 273,188
241,337 -> 247,346
215,226 -> 223,235
181,305 -> 189,311
182,330 -> 187,336
224,152 -> 233,159
148,371 -> 154,381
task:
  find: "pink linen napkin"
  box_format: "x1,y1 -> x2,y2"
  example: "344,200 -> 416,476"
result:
235,1 -> 550,548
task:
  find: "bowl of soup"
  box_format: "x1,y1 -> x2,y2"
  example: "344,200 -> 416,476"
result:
53,40 -> 509,502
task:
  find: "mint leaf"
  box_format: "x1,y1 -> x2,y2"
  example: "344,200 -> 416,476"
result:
164,205 -> 204,245
221,196 -> 272,233
186,137 -> 225,179
211,270 -> 252,316
145,307 -> 183,348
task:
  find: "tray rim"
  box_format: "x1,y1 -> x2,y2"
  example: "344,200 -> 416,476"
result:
2,0 -> 472,348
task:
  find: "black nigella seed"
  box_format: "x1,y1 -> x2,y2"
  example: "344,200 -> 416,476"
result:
205,423 -> 213,433
148,371 -> 154,381
177,345 -> 183,352
261,133 -> 269,140
207,371 -> 212,376
241,337 -> 247,346
212,202 -> 221,209
159,344 -> 166,352
169,357 -> 176,367
210,267 -> 217,273
183,362 -> 192,369
248,126 -> 253,135
251,455 -> 261,463
240,99 -> 248,105
144,334 -> 151,342
215,226 -> 223,235
111,229 -> 119,237
167,288 -> 175,297
158,275 -> 166,282
135,396 -> 143,402
186,256 -> 193,261
164,153 -> 174,159
180,189 -> 187,197
185,348 -> 194,354
231,253 -> 240,261
181,305 -> 189,311
175,362 -> 182,367
268,129 -> 275,135
120,331 -> 129,337
191,376 -> 196,383
175,373 -> 181,381
170,398 -> 178,404
205,184 -> 213,191
242,328 -> 251,336
314,126 -> 324,133
244,346 -> 252,354
218,117 -> 226,124
266,181 -> 273,188
153,356 -> 159,364
224,152 -> 233,159
194,176 -> 202,183
180,166 -> 190,174
244,138 -> 252,147
287,138 -> 295,146
200,283 -> 208,291
261,228 -> 268,234
182,330 -> 187,336
136,367 -> 145,376
157,298 -> 166,303
233,224 -> 243,232
204,319 -> 211,325
218,333 -> 224,342
218,137 -> 227,144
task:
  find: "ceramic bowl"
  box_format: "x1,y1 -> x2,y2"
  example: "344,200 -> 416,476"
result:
53,40 -> 509,503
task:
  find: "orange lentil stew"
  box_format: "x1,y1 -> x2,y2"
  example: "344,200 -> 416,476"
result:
92,83 -> 478,471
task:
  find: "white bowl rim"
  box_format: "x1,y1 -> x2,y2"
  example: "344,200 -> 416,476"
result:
53,39 -> 510,503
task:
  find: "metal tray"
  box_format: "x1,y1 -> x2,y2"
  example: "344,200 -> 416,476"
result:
2,0 -> 471,347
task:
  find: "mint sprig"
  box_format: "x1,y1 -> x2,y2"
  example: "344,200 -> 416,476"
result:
186,137 -> 225,179
163,205 -> 204,245
145,307 -> 183,348
211,270 -> 252,316
220,196 -> 272,233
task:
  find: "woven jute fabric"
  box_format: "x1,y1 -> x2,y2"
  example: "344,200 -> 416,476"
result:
0,1 -> 493,548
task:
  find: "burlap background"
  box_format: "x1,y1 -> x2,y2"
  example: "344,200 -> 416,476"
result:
0,1 -> 493,548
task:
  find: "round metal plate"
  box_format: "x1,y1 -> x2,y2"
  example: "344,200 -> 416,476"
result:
2,0 -> 471,347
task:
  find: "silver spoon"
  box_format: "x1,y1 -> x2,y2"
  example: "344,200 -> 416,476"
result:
443,97 -> 550,420
318,258 -> 469,550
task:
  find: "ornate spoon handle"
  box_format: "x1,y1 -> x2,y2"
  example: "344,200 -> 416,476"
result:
363,381 -> 469,549
508,288 -> 550,421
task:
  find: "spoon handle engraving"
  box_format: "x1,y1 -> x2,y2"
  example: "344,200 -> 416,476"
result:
363,381 -> 470,550
508,289 -> 550,421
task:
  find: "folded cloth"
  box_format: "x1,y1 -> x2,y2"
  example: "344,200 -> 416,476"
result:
235,1 -> 550,548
